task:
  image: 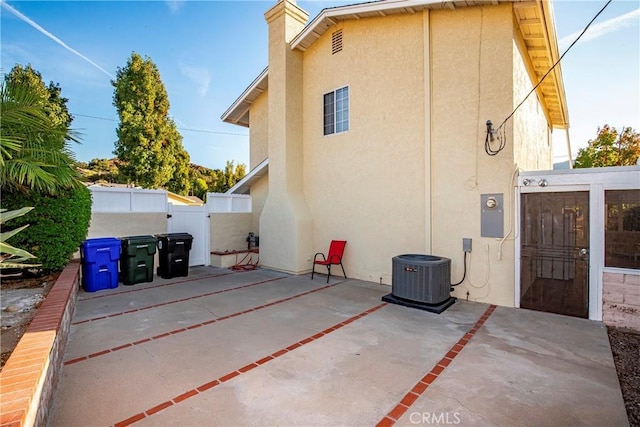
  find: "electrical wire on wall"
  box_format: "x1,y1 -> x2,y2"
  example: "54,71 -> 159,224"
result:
459,243 -> 491,302
466,7 -> 485,191
451,251 -> 468,286
487,0 -> 613,155
485,120 -> 506,156
466,243 -> 490,289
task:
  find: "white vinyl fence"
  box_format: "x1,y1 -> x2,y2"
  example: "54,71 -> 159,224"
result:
89,187 -> 167,213
88,187 -> 253,266
206,193 -> 252,213
89,187 -> 251,214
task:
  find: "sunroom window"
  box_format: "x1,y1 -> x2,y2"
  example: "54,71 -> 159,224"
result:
605,189 -> 640,269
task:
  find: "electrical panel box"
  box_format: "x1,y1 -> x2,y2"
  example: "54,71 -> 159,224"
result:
481,193 -> 504,238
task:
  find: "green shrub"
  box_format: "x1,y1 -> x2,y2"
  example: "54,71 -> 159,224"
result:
1,186 -> 91,271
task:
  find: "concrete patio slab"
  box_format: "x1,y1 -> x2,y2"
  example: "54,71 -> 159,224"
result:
47,267 -> 628,427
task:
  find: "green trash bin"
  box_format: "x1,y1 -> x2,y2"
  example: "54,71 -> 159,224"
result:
120,235 -> 157,285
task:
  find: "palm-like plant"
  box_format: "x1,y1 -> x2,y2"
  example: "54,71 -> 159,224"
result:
0,207 -> 39,270
0,80 -> 82,194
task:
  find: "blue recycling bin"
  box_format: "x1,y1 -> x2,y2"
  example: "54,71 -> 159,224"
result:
80,237 -> 121,292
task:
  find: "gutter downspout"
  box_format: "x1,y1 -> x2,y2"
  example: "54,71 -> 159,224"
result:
424,9 -> 432,254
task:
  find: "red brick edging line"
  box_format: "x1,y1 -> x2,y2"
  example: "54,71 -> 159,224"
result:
73,274 -> 288,325
0,260 -> 81,427
77,270 -> 242,301
113,302 -> 389,427
64,280 -> 346,365
376,304 -> 498,427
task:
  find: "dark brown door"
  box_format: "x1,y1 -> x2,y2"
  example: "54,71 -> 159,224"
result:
520,192 -> 589,318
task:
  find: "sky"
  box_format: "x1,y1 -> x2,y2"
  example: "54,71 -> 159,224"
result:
1,0 -> 638,171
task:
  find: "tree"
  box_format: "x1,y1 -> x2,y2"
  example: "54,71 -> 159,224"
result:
191,178 -> 208,199
574,125 -> 640,168
84,158 -> 121,183
210,161 -> 246,193
1,64 -> 90,274
1,65 -> 81,194
112,52 -> 190,194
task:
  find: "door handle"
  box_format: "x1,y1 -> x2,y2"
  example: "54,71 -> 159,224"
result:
579,248 -> 589,257
167,214 -> 172,218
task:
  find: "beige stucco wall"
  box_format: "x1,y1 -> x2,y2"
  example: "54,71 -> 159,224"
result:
248,89 -> 269,238
430,4 -> 521,307
250,174 -> 268,234
248,2 -> 555,308
302,12 -> 427,283
85,213 -> 166,266
209,213 -> 253,252
88,213 -> 167,239
512,33 -> 552,171
249,89 -> 269,169
259,0 -> 314,274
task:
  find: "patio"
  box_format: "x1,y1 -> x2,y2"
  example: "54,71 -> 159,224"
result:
48,266 -> 628,426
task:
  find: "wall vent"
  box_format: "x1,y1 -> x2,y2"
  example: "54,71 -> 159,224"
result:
391,254 -> 451,304
332,30 -> 343,54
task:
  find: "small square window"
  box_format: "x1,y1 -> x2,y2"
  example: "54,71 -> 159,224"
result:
323,86 -> 349,136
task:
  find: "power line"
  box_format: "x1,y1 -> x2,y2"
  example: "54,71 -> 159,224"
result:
72,113 -> 249,137
496,0 -> 613,134
74,113 -> 115,122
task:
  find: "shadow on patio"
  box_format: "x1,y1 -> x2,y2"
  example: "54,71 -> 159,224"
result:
49,266 -> 628,426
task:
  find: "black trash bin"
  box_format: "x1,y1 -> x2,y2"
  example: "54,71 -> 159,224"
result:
156,233 -> 193,279
120,235 -> 157,285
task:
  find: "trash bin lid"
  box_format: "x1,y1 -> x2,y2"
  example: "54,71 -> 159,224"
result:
81,237 -> 120,248
156,233 -> 193,241
121,235 -> 157,255
121,235 -> 156,243
81,237 -> 121,261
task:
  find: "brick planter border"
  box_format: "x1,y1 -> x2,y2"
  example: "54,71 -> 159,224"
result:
0,260 -> 80,427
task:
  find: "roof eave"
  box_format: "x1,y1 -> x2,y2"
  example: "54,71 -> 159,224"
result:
220,67 -> 269,127
541,0 -> 569,129
226,158 -> 270,195
514,0 -> 569,129
223,0 -> 569,130
291,0 -> 442,51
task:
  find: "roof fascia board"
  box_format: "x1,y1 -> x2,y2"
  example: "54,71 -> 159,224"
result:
540,0 -> 569,128
220,67 -> 268,125
221,0 -> 569,130
290,0 -> 442,50
168,192 -> 196,204
226,157 -> 270,194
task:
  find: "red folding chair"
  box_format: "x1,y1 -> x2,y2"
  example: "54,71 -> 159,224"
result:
312,240 -> 347,283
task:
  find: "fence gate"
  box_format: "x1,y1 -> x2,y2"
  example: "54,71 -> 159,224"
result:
167,204 -> 209,266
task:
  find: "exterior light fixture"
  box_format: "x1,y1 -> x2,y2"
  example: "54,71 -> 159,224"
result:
538,179 -> 548,187
522,178 -> 533,186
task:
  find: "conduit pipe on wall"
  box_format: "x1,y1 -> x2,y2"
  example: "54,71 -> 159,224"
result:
497,163 -> 519,260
